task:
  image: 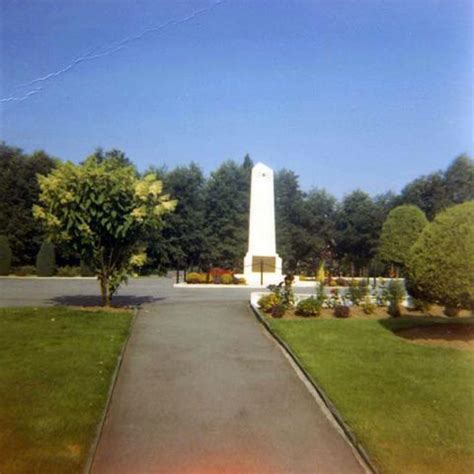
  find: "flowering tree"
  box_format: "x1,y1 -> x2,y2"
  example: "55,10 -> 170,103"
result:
33,156 -> 176,305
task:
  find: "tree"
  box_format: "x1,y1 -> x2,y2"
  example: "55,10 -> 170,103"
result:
153,163 -> 207,271
334,190 -> 382,274
398,171 -> 448,220
33,154 -> 176,305
36,241 -> 56,276
444,154 -> 474,204
0,235 -> 12,275
378,205 -> 428,272
300,188 -> 337,272
407,202 -> 474,315
0,144 -> 57,264
274,169 -> 307,271
203,158 -> 251,268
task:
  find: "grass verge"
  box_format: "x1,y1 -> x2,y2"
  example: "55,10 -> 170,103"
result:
0,306 -> 133,473
268,316 -> 474,474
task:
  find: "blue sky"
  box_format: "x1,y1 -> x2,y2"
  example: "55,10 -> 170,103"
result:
1,0 -> 472,197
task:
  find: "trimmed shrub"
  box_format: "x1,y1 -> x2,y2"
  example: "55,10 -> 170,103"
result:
295,297 -> 321,317
57,266 -> 81,277
378,205 -> 428,269
36,241 -> 56,277
334,305 -> 351,318
12,265 -> 36,276
387,280 -> 406,317
0,235 -> 12,275
186,272 -> 204,284
257,293 -> 281,313
234,277 -> 247,285
271,303 -> 286,319
407,202 -> 474,312
220,273 -> 233,285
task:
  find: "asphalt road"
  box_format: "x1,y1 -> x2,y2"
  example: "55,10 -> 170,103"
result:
0,277 -> 256,307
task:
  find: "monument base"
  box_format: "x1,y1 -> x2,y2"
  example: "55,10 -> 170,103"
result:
242,252 -> 283,286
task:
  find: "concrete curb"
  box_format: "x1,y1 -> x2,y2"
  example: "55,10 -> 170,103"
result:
249,302 -> 379,474
84,306 -> 139,474
173,283 -> 263,289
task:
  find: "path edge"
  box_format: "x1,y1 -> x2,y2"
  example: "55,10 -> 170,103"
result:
249,302 -> 379,474
84,306 -> 139,474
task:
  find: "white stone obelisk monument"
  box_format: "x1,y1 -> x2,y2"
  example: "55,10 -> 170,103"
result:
243,163 -> 283,285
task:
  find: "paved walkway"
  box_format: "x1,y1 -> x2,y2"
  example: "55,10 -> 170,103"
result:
91,299 -> 365,474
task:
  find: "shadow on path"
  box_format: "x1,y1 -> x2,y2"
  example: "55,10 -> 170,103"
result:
51,295 -> 166,307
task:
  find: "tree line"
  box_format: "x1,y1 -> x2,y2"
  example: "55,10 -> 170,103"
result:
0,142 -> 473,276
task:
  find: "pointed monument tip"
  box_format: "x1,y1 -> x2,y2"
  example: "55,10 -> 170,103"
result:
254,162 -> 272,171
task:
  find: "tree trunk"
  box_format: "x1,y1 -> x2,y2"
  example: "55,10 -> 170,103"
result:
99,275 -> 110,306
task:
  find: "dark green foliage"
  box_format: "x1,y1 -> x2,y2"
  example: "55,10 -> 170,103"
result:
398,155 -> 474,220
334,305 -> 351,318
36,241 -> 56,276
274,169 -> 307,271
0,235 -> 12,275
335,190 -> 386,274
443,154 -> 474,205
0,144 -> 57,265
295,297 -> 321,317
378,205 -> 428,269
271,303 -> 286,318
407,202 -> 474,311
204,159 -> 251,268
398,172 -> 448,221
146,163 -> 208,273
80,260 -> 95,276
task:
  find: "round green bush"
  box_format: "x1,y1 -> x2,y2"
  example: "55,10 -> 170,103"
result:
295,297 -> 321,317
0,235 -> 12,276
407,202 -> 474,312
378,205 -> 428,269
36,241 -> 56,277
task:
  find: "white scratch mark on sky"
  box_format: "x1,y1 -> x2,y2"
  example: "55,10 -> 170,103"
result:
1,1 -> 226,104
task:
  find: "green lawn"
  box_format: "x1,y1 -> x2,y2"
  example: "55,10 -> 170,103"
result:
0,306 -> 133,474
269,316 -> 474,474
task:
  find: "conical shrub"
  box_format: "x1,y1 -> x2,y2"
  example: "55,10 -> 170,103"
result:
0,235 -> 12,276
36,241 -> 56,276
